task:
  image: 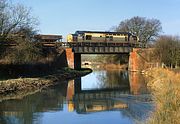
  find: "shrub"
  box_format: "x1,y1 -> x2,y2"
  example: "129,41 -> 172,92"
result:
3,38 -> 42,64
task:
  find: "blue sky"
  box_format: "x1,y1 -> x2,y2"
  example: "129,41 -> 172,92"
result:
14,0 -> 180,40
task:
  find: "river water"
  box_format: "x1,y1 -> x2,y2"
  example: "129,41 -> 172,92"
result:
0,68 -> 153,124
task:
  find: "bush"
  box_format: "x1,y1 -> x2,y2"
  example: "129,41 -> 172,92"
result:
3,38 -> 42,64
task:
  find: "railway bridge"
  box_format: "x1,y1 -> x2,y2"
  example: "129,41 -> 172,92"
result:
63,41 -> 142,70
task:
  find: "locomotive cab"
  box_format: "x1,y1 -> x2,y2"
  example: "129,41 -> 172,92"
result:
67,34 -> 78,42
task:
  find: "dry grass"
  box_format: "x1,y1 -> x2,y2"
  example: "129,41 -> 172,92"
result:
98,64 -> 128,70
145,68 -> 180,124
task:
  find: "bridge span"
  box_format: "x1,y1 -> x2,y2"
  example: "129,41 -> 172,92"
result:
62,42 -> 142,70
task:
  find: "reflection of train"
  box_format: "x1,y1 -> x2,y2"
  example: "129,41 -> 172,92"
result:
67,31 -> 138,43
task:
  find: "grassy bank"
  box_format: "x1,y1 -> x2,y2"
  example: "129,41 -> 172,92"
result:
83,63 -> 128,71
99,64 -> 128,70
0,67 -> 92,101
144,68 -> 180,124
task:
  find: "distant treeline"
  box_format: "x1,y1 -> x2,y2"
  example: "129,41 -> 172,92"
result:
153,35 -> 180,68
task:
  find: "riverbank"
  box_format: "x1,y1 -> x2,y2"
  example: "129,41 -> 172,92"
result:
83,63 -> 128,70
143,68 -> 180,124
0,68 -> 92,101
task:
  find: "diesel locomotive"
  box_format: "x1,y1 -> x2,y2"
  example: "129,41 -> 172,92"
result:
67,31 -> 138,43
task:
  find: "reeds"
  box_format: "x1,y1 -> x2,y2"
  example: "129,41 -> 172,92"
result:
146,68 -> 180,124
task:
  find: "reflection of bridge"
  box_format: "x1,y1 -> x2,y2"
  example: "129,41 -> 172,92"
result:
67,75 -> 152,120
67,78 -> 130,113
73,77 -> 130,94
73,90 -> 130,114
74,98 -> 127,114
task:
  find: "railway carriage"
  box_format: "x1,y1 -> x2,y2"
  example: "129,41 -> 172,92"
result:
67,31 -> 138,44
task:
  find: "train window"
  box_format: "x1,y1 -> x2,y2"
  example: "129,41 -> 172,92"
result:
125,37 -> 127,41
86,35 -> 92,40
109,36 -> 113,41
73,36 -> 78,41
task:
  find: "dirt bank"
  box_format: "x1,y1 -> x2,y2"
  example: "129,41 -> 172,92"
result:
0,68 -> 92,101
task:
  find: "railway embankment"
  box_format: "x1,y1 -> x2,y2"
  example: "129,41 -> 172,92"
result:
143,68 -> 180,124
0,68 -> 92,102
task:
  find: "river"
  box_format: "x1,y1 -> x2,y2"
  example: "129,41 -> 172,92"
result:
0,68 -> 153,124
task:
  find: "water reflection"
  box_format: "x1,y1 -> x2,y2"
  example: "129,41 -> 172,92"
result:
0,70 -> 152,124
0,82 -> 68,124
96,70 -> 129,89
67,78 -> 129,114
82,70 -> 130,91
129,72 -> 149,95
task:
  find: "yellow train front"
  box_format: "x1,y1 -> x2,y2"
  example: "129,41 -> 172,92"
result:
67,31 -> 138,44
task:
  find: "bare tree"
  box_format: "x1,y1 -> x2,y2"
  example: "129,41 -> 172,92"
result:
0,0 -> 38,41
154,35 -> 180,67
115,16 -> 162,45
0,0 -> 42,64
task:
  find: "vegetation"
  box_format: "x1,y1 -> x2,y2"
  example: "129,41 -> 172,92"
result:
93,54 -> 128,64
82,54 -> 128,65
0,0 -> 41,64
2,37 -> 42,64
115,16 -> 162,46
0,0 -> 38,40
153,35 -> 180,68
97,70 -> 129,89
145,68 -> 180,124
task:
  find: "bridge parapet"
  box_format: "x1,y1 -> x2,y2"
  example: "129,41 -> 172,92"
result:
72,46 -> 131,54
68,42 -> 141,54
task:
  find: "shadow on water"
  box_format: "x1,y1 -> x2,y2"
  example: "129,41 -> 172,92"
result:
0,69 -> 153,124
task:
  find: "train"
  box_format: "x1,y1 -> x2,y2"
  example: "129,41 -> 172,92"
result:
67,31 -> 139,43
